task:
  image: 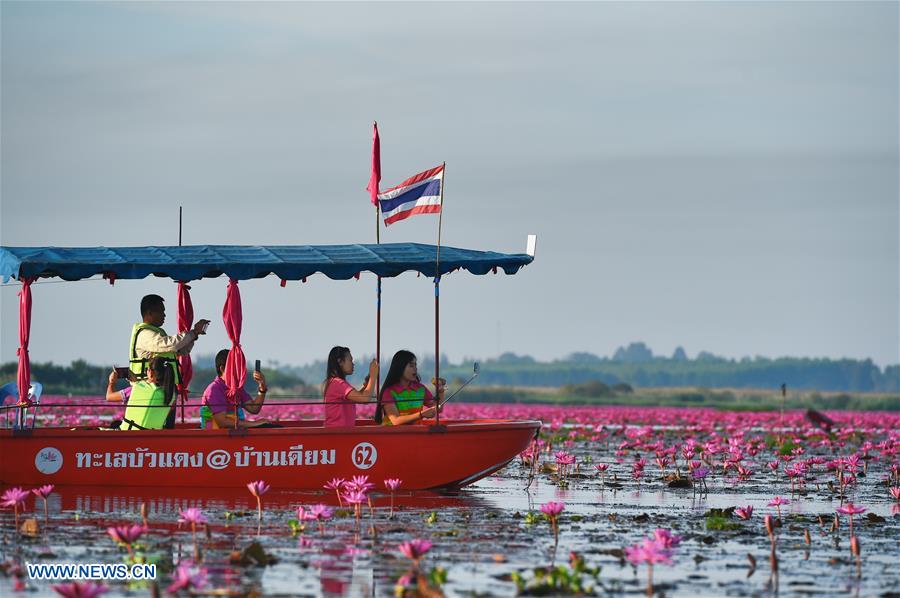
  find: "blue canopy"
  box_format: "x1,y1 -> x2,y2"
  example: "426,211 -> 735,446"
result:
0,243 -> 533,283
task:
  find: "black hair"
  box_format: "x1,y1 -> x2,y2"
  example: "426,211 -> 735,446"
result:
323,346 -> 351,396
140,294 -> 165,317
147,356 -> 175,406
375,350 -> 417,424
215,349 -> 230,376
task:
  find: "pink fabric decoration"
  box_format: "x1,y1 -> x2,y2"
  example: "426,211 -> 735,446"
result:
176,282 -> 194,404
16,278 -> 34,407
222,279 -> 246,407
365,122 -> 381,206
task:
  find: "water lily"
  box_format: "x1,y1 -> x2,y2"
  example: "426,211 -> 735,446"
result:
889,487 -> 900,501
52,581 -> 107,598
625,534 -> 677,597
768,496 -> 789,519
247,480 -> 270,521
32,484 -> 54,525
652,528 -> 682,549
384,478 -> 403,518
836,502 -> 866,536
735,505 -> 754,520
167,562 -> 207,594
1,486 -> 29,531
342,489 -> 368,522
325,478 -> 347,507
540,501 -> 565,546
398,538 -> 433,565
178,508 -> 207,543
107,524 -> 145,556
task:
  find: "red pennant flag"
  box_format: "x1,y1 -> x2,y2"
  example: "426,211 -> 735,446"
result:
366,122 -> 381,206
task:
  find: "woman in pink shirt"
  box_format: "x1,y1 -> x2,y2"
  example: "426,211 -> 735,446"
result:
323,346 -> 378,427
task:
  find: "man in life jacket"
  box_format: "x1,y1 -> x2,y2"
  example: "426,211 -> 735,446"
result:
122,357 -> 174,430
200,348 -> 274,429
129,294 -> 209,427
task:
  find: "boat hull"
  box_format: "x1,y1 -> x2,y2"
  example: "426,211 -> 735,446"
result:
0,419 -> 540,490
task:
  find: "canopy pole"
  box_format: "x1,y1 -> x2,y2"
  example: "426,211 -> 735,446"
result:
176,281 -> 194,425
434,162 -> 445,429
178,206 -> 185,423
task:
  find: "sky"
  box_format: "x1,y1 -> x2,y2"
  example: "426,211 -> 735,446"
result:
1,2 -> 898,370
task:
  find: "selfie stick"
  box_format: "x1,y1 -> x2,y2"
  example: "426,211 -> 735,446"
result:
439,363 -> 479,407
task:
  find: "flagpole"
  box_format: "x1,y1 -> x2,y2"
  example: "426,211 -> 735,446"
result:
434,162 -> 445,428
376,203 -> 382,415
370,122 -> 382,417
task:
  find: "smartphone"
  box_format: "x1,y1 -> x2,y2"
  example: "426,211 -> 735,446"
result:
201,321 -> 210,333
254,359 -> 261,373
114,367 -> 130,378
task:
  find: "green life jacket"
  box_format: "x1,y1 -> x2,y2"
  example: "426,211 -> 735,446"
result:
129,323 -> 182,385
122,381 -> 171,430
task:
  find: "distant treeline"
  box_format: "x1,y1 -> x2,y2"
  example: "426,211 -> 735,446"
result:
0,360 -> 310,397
2,342 -> 897,395
275,342 -> 899,393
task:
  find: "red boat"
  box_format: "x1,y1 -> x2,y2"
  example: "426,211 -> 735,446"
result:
3,419 -> 539,490
0,242 -> 539,490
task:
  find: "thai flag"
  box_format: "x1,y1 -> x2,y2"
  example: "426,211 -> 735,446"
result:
378,164 -> 443,226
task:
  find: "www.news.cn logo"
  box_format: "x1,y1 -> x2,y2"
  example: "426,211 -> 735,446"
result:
27,563 -> 157,581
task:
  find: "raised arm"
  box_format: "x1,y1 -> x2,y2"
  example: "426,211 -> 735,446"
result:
346,359 -> 379,403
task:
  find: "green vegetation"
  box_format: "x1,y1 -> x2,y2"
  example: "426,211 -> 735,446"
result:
511,553 -> 601,596
279,343 -> 898,393
2,344 -> 897,411
0,360 -> 309,396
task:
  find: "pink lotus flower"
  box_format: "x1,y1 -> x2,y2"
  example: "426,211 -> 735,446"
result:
540,501 -> 565,517
837,501 -> 867,536
890,487 -> 900,501
166,563 -> 207,594
625,538 -> 673,566
325,478 -> 347,507
1,486 -> 29,508
177,508 -> 208,526
107,524 -> 145,545
652,529 -> 682,549
768,496 -> 789,518
32,484 -> 54,499
347,475 -> 375,493
735,506 -> 754,520
625,534 -> 677,597
342,489 -> 368,522
384,478 -> 402,518
247,480 -> 270,521
342,489 -> 368,505
52,581 -> 107,598
398,538 -> 433,562
594,463 -> 609,472
2,486 -> 30,531
107,524 -> 145,555
32,483 -> 54,523
836,502 -> 867,516
308,504 -> 334,521
247,480 -> 270,498
540,501 -> 565,544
